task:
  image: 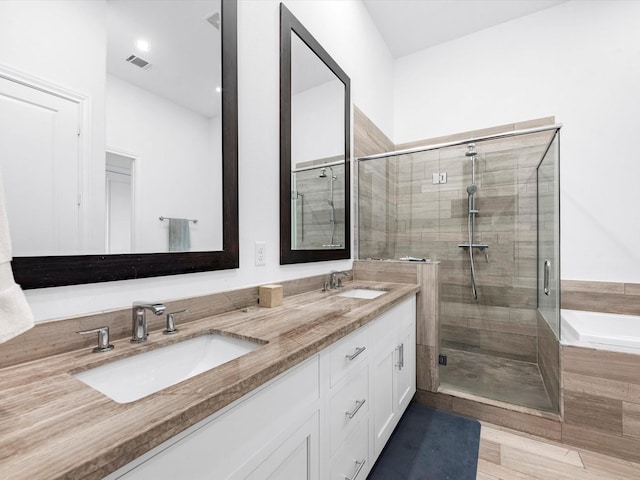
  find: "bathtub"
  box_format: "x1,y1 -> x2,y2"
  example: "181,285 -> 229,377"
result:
561,309 -> 640,354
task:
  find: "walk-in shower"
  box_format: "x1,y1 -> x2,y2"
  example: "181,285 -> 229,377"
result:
291,162 -> 345,249
357,124 -> 561,413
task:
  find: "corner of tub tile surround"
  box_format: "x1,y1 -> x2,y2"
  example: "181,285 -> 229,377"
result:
561,279 -> 640,315
0,271 -> 347,369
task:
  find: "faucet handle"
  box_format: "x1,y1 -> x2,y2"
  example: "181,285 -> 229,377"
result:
163,309 -> 187,335
77,326 -> 114,353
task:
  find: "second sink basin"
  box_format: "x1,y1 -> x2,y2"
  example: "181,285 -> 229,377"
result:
336,288 -> 386,300
73,333 -> 263,403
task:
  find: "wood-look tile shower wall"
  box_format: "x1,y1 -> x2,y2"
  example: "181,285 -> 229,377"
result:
358,114 -> 554,362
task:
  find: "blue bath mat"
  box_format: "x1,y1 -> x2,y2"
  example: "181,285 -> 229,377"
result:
368,402 -> 481,480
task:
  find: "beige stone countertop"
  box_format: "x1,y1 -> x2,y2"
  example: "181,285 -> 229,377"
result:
0,281 -> 419,480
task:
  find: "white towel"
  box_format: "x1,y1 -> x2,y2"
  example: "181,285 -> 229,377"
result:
0,283 -> 34,344
168,218 -> 191,252
0,167 -> 34,343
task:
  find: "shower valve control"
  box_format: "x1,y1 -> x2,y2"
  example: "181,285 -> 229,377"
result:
432,172 -> 447,184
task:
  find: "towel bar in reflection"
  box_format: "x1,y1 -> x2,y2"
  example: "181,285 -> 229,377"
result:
159,216 -> 198,224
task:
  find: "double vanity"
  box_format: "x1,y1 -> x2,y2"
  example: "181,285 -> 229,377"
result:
0,280 -> 418,479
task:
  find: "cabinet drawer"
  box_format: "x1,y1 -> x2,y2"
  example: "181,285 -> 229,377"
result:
328,364 -> 368,456
329,325 -> 369,387
329,420 -> 369,480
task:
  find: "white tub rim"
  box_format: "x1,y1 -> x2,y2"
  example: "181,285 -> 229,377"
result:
561,309 -> 640,354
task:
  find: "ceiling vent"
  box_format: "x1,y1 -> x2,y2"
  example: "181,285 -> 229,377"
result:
205,11 -> 220,30
125,54 -> 152,70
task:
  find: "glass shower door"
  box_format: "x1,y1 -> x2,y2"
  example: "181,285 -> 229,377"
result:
536,130 -> 561,411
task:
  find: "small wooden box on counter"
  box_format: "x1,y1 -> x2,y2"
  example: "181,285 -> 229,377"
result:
259,284 -> 283,308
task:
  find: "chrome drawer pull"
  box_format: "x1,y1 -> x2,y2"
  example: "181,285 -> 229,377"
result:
345,399 -> 366,419
344,459 -> 366,480
396,343 -> 404,370
345,346 -> 366,361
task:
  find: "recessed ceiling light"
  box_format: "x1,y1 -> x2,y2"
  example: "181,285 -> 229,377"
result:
216,86 -> 222,93
136,39 -> 149,52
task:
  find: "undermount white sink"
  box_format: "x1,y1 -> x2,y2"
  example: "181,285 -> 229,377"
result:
73,333 -> 262,404
336,288 -> 386,300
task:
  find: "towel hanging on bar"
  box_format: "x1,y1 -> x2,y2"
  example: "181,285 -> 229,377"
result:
167,218 -> 192,252
159,216 -> 198,223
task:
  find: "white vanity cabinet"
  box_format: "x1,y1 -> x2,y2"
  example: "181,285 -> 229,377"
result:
324,295 -> 416,479
106,294 -> 416,480
370,297 -> 416,457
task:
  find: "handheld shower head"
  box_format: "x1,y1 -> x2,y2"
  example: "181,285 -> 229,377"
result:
467,184 -> 477,195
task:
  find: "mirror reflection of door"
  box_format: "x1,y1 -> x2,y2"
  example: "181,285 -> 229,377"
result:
290,32 -> 346,250
0,74 -> 82,256
105,151 -> 134,254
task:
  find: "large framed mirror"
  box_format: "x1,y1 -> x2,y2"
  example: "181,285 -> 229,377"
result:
279,4 -> 351,264
0,0 -> 238,289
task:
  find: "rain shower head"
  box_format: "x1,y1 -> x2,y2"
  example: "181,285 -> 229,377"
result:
319,166 -> 336,180
465,143 -> 477,157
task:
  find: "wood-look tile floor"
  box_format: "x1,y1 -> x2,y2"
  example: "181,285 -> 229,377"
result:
477,422 -> 640,479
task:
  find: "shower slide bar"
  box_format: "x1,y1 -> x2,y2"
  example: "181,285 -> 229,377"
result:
356,123 -> 563,162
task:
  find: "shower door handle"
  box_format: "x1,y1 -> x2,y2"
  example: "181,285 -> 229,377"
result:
544,259 -> 551,296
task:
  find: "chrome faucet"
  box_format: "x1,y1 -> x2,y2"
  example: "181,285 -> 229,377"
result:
329,270 -> 349,290
131,302 -> 166,343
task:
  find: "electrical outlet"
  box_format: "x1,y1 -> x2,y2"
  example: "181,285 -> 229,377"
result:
255,242 -> 266,266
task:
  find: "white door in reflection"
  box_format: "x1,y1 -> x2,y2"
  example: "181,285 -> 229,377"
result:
0,75 -> 81,256
105,151 -> 134,253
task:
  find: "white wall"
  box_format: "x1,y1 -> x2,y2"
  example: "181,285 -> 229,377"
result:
106,74 -> 221,252
24,0 -> 394,322
393,0 -> 640,283
292,79 -> 344,166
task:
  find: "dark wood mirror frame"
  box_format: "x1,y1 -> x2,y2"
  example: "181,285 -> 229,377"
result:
279,3 -> 351,265
13,0 -> 238,289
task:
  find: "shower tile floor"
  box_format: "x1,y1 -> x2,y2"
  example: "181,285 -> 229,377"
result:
439,348 -> 554,412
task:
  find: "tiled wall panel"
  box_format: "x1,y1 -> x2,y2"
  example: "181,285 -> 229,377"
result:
561,345 -> 640,462
561,280 -> 640,316
537,312 -> 560,412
